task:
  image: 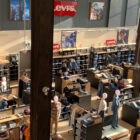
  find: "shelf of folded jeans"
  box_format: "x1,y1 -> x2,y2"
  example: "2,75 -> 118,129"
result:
62,55 -> 77,58
121,98 -> 132,101
62,48 -> 77,51
78,53 -> 90,56
53,56 -> 63,59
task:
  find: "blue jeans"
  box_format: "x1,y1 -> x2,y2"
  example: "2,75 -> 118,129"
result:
99,111 -> 105,124
112,110 -> 119,127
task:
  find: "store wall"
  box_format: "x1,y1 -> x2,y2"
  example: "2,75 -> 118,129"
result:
0,0 -> 139,30
0,0 -> 31,30
0,30 -> 31,54
54,0 -> 110,28
0,27 -> 137,54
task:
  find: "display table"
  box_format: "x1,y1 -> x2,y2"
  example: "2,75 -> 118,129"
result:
66,92 -> 91,110
55,75 -> 90,94
123,64 -> 134,79
74,112 -> 112,140
0,115 -> 21,124
122,103 -> 139,127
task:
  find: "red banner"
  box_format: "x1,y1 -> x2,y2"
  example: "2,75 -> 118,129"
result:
53,44 -> 60,50
54,1 -> 78,17
106,40 -> 116,46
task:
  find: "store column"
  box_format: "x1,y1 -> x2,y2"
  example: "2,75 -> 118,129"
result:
31,0 -> 54,139
133,17 -> 140,97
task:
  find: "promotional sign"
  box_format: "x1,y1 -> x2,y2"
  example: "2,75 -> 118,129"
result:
54,1 -> 78,17
106,40 -> 116,46
53,44 -> 61,50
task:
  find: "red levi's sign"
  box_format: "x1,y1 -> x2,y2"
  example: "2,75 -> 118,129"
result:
53,44 -> 60,51
54,1 -> 78,17
106,40 -> 117,46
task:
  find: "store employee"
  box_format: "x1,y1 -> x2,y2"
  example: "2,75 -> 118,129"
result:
98,93 -> 108,125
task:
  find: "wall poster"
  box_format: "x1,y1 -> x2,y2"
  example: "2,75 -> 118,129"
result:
117,29 -> 129,44
61,31 -> 77,48
90,2 -> 105,21
9,0 -> 30,21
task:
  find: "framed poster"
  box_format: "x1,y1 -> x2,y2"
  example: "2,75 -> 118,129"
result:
61,31 -> 77,48
117,29 -> 129,44
90,2 -> 105,21
9,0 -> 30,21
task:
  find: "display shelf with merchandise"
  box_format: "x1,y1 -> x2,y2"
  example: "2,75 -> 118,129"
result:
90,44 -> 136,69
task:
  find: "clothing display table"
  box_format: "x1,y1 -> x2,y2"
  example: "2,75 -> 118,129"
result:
67,92 -> 91,110
55,75 -> 90,94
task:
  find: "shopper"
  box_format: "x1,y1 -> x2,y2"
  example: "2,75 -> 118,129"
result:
111,90 -> 120,129
50,96 -> 61,135
98,93 -> 108,126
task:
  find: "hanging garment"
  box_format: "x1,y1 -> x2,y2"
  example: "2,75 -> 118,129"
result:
97,82 -> 104,98
23,126 -> 30,140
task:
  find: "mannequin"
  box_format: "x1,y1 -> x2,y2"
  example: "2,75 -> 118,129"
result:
98,93 -> 108,126
111,90 -> 120,129
50,96 -> 61,135
1,77 -> 7,93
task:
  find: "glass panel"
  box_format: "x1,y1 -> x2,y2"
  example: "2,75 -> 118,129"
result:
0,0 -> 31,139
51,1 -> 139,140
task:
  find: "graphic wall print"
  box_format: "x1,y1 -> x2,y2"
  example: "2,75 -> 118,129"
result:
61,31 -> 77,48
117,29 -> 129,44
90,2 -> 105,21
10,0 -> 30,21
54,1 -> 78,17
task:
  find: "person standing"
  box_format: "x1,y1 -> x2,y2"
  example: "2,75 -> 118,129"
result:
50,96 -> 61,135
98,93 -> 108,125
111,90 -> 121,129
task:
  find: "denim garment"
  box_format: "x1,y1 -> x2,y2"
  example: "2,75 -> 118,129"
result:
81,118 -> 94,126
61,99 -> 70,106
78,89 -> 89,95
0,101 -> 8,109
112,109 -> 119,127
81,132 -> 86,139
81,126 -> 87,133
111,96 -> 120,127
99,111 -> 105,124
77,78 -> 88,84
68,61 -> 79,71
130,102 -> 140,111
97,82 -> 104,98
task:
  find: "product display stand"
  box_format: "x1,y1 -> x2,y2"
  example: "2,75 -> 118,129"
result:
90,44 -> 136,69
9,54 -> 18,81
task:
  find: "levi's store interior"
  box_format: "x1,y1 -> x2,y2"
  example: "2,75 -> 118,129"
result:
0,0 -> 140,140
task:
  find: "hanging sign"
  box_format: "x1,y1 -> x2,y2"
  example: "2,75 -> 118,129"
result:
54,1 -> 78,17
53,44 -> 61,50
106,40 -> 117,46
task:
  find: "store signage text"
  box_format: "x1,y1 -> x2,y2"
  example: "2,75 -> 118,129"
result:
53,44 -> 60,50
54,1 -> 78,17
106,40 -> 116,46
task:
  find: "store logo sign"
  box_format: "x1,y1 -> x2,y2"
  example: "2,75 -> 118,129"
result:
54,1 -> 78,17
53,44 -> 60,50
106,40 -> 116,45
